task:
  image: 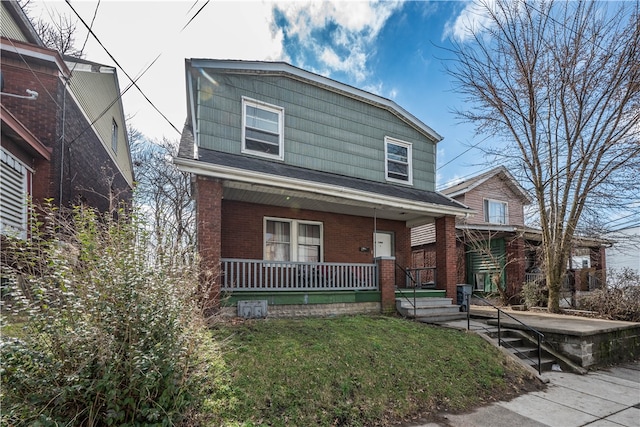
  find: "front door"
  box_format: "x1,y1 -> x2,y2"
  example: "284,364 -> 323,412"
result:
374,232 -> 393,257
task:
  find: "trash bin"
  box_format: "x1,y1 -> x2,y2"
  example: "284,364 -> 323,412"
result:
456,284 -> 472,312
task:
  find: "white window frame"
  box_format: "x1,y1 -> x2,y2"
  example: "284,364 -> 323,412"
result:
263,217 -> 323,262
242,97 -> 284,160
484,199 -> 508,225
1,148 -> 30,238
111,119 -> 118,153
384,136 -> 413,185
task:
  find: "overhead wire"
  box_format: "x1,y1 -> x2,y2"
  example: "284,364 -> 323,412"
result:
64,0 -> 182,135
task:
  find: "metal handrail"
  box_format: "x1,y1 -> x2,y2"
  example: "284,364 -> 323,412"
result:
467,293 -> 545,375
395,263 -> 419,318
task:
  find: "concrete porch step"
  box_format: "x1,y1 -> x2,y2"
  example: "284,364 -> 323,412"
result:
416,312 -> 468,324
396,297 -> 453,309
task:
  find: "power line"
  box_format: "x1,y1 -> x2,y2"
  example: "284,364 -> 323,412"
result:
180,0 -> 210,33
64,0 -> 181,136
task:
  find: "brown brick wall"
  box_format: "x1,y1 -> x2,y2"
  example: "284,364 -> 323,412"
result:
506,237 -> 526,300
221,200 -> 411,268
435,215 -> 458,299
377,257 -> 396,313
2,50 -> 132,211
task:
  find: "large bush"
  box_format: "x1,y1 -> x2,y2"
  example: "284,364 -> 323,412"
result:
579,268 -> 640,322
1,205 -> 231,426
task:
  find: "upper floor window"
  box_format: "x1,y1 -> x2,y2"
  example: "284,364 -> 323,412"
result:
484,199 -> 508,224
242,97 -> 284,160
111,119 -> 118,153
264,218 -> 322,262
384,136 -> 412,184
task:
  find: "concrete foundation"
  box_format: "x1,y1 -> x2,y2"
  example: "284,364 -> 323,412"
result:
220,302 -> 381,319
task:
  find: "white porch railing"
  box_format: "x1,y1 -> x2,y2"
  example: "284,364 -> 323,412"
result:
221,259 -> 378,291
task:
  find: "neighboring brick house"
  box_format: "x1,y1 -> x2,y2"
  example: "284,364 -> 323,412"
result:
174,59 -> 471,316
1,0 -> 133,237
412,166 -> 609,302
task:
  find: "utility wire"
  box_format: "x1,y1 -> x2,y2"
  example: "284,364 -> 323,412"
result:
64,0 -> 181,135
180,0 -> 210,33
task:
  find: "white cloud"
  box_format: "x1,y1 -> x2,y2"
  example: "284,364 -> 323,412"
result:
443,0 -> 496,43
274,0 -> 402,82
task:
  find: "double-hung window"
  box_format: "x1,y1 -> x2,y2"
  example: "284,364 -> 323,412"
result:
242,97 -> 284,160
385,136 -> 412,184
484,199 -> 508,224
1,148 -> 29,238
265,218 -> 322,262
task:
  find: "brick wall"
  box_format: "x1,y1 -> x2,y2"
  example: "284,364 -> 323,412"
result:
196,177 -> 223,302
221,200 -> 411,268
1,51 -> 132,211
506,236 -> 526,300
435,215 -> 457,299
377,257 -> 396,313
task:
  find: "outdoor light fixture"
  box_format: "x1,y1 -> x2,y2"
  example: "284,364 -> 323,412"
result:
359,247 -> 370,253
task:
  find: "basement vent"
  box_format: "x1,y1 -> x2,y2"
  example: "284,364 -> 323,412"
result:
237,300 -> 268,319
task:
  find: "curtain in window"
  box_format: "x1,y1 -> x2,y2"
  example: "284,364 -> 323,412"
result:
297,223 -> 320,262
265,221 -> 290,261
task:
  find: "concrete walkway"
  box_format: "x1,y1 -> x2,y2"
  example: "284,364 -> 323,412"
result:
414,360 -> 640,427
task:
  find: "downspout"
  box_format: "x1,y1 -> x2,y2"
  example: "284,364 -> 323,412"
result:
59,78 -> 68,208
373,207 -> 377,259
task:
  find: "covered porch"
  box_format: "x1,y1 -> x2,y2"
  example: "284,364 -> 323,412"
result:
187,161 -> 470,315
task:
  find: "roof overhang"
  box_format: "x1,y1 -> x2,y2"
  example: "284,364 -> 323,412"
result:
175,156 -> 472,227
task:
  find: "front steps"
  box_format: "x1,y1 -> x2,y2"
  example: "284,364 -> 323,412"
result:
483,327 -> 557,373
396,297 -> 467,323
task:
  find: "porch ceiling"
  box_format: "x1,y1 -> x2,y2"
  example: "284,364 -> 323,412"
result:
223,180 -> 434,225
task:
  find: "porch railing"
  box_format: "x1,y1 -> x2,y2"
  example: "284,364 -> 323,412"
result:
220,259 -> 378,291
404,267 -> 437,289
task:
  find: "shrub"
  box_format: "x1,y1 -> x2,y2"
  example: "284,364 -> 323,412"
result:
1,204 -> 231,426
521,281 -> 547,308
579,268 -> 640,322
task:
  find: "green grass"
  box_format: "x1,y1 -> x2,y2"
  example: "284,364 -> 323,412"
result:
211,315 -> 533,426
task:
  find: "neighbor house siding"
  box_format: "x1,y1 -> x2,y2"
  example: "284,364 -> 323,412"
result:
66,69 -> 134,187
196,73 -> 437,191
1,2 -> 28,42
456,175 -> 525,226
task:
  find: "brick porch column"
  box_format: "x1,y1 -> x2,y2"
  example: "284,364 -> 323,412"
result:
506,237 -> 525,300
376,256 -> 396,314
435,215 -> 457,299
195,176 -> 223,307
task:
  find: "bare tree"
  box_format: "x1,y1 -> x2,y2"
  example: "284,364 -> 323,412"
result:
18,0 -> 83,57
446,0 -> 640,312
459,226 -> 520,305
130,129 -> 195,268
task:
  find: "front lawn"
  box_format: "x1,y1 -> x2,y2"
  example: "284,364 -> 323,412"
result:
211,315 -> 539,426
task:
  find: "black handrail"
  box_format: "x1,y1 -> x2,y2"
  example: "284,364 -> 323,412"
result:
467,293 -> 545,375
395,263 -> 418,318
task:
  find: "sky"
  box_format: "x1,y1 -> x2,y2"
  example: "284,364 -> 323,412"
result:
27,0 -> 493,189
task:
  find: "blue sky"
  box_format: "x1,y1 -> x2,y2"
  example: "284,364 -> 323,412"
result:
28,1 -> 506,188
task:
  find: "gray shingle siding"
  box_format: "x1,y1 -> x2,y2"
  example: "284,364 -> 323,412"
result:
195,71 -> 437,191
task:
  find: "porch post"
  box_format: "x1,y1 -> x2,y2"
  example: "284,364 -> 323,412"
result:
506,237 -> 525,299
435,215 -> 457,300
195,176 -> 223,308
376,256 -> 396,314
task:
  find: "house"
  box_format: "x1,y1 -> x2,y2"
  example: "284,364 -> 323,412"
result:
1,0 -> 133,237
412,166 -> 609,302
174,59 -> 471,317
605,225 -> 640,276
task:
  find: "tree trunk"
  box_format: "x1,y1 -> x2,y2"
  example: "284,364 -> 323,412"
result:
546,268 -> 564,313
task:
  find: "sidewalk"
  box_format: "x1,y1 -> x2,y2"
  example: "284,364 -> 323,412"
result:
413,360 -> 640,427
